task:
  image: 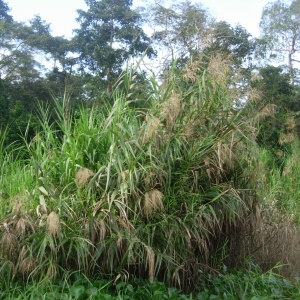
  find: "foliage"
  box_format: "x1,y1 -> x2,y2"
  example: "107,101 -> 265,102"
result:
262,140 -> 300,226
260,0 -> 300,84
150,0 -> 212,65
74,0 -> 154,91
0,0 -> 300,297
204,21 -> 255,69
0,266 -> 299,299
250,65 -> 297,169
196,264 -> 300,300
0,62 -> 262,290
0,0 -> 12,22
23,15 -> 75,73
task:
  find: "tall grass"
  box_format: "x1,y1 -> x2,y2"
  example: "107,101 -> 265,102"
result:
272,140 -> 300,224
0,57 -> 298,291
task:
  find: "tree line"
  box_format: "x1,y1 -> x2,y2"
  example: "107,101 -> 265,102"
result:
1,0 -> 300,159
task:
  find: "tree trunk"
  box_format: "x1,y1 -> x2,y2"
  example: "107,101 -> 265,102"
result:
289,35 -> 297,85
106,20 -> 114,94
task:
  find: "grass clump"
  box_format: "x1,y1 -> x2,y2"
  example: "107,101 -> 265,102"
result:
0,58 -> 299,295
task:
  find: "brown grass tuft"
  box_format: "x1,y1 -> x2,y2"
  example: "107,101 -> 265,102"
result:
286,116 -> 296,131
207,53 -> 232,87
257,104 -> 277,120
120,170 -> 129,182
117,216 -> 133,231
144,245 -> 155,282
12,201 -> 23,215
85,218 -> 107,244
15,216 -> 34,236
160,93 -> 182,127
278,116 -> 296,145
279,132 -> 295,145
117,234 -> 127,257
245,86 -> 262,103
10,194 -> 26,214
144,189 -> 164,218
143,172 -> 155,189
75,167 -> 95,186
183,119 -> 200,139
182,58 -> 202,83
46,212 -> 61,236
46,262 -> 58,279
140,115 -> 161,144
92,199 -> 105,217
16,246 -> 37,277
0,230 -> 18,259
98,219 -> 106,242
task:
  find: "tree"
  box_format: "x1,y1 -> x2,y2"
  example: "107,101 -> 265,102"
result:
26,16 -> 75,72
260,0 -> 300,84
200,21 -> 258,97
74,0 -> 154,92
205,21 -> 255,67
150,1 -> 211,63
0,14 -> 48,81
0,1 -> 75,144
0,0 -> 12,22
250,66 -> 297,169
0,78 -> 9,131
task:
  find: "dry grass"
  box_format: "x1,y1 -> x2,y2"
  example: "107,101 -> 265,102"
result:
279,116 -> 296,145
0,231 -> 18,259
256,104 -> 277,121
204,133 -> 248,184
215,140 -> 235,176
183,119 -> 200,139
46,212 -> 61,236
143,172 -> 156,190
15,216 -> 33,236
16,246 -> 37,277
46,262 -> 58,279
182,57 -> 202,83
279,132 -> 295,145
86,217 -> 108,245
285,116 -> 296,131
10,194 -> 26,215
144,189 -> 164,218
207,53 -> 232,88
140,115 -> 161,144
144,245 -> 155,282
227,205 -> 300,278
160,93 -> 182,127
75,167 -> 95,186
97,219 -> 107,242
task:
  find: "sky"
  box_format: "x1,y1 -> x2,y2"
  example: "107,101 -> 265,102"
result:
5,0 -> 272,38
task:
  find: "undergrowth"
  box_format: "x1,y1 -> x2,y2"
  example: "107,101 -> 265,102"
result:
0,265 -> 299,300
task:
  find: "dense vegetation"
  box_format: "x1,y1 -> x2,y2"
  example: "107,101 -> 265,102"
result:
1,0 -> 300,298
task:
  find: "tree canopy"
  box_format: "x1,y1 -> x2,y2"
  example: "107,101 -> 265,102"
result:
260,0 -> 300,84
74,0 -> 154,91
0,0 -> 299,147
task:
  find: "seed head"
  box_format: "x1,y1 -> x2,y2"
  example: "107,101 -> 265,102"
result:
75,167 -> 95,186
144,189 -> 164,218
46,212 -> 60,236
